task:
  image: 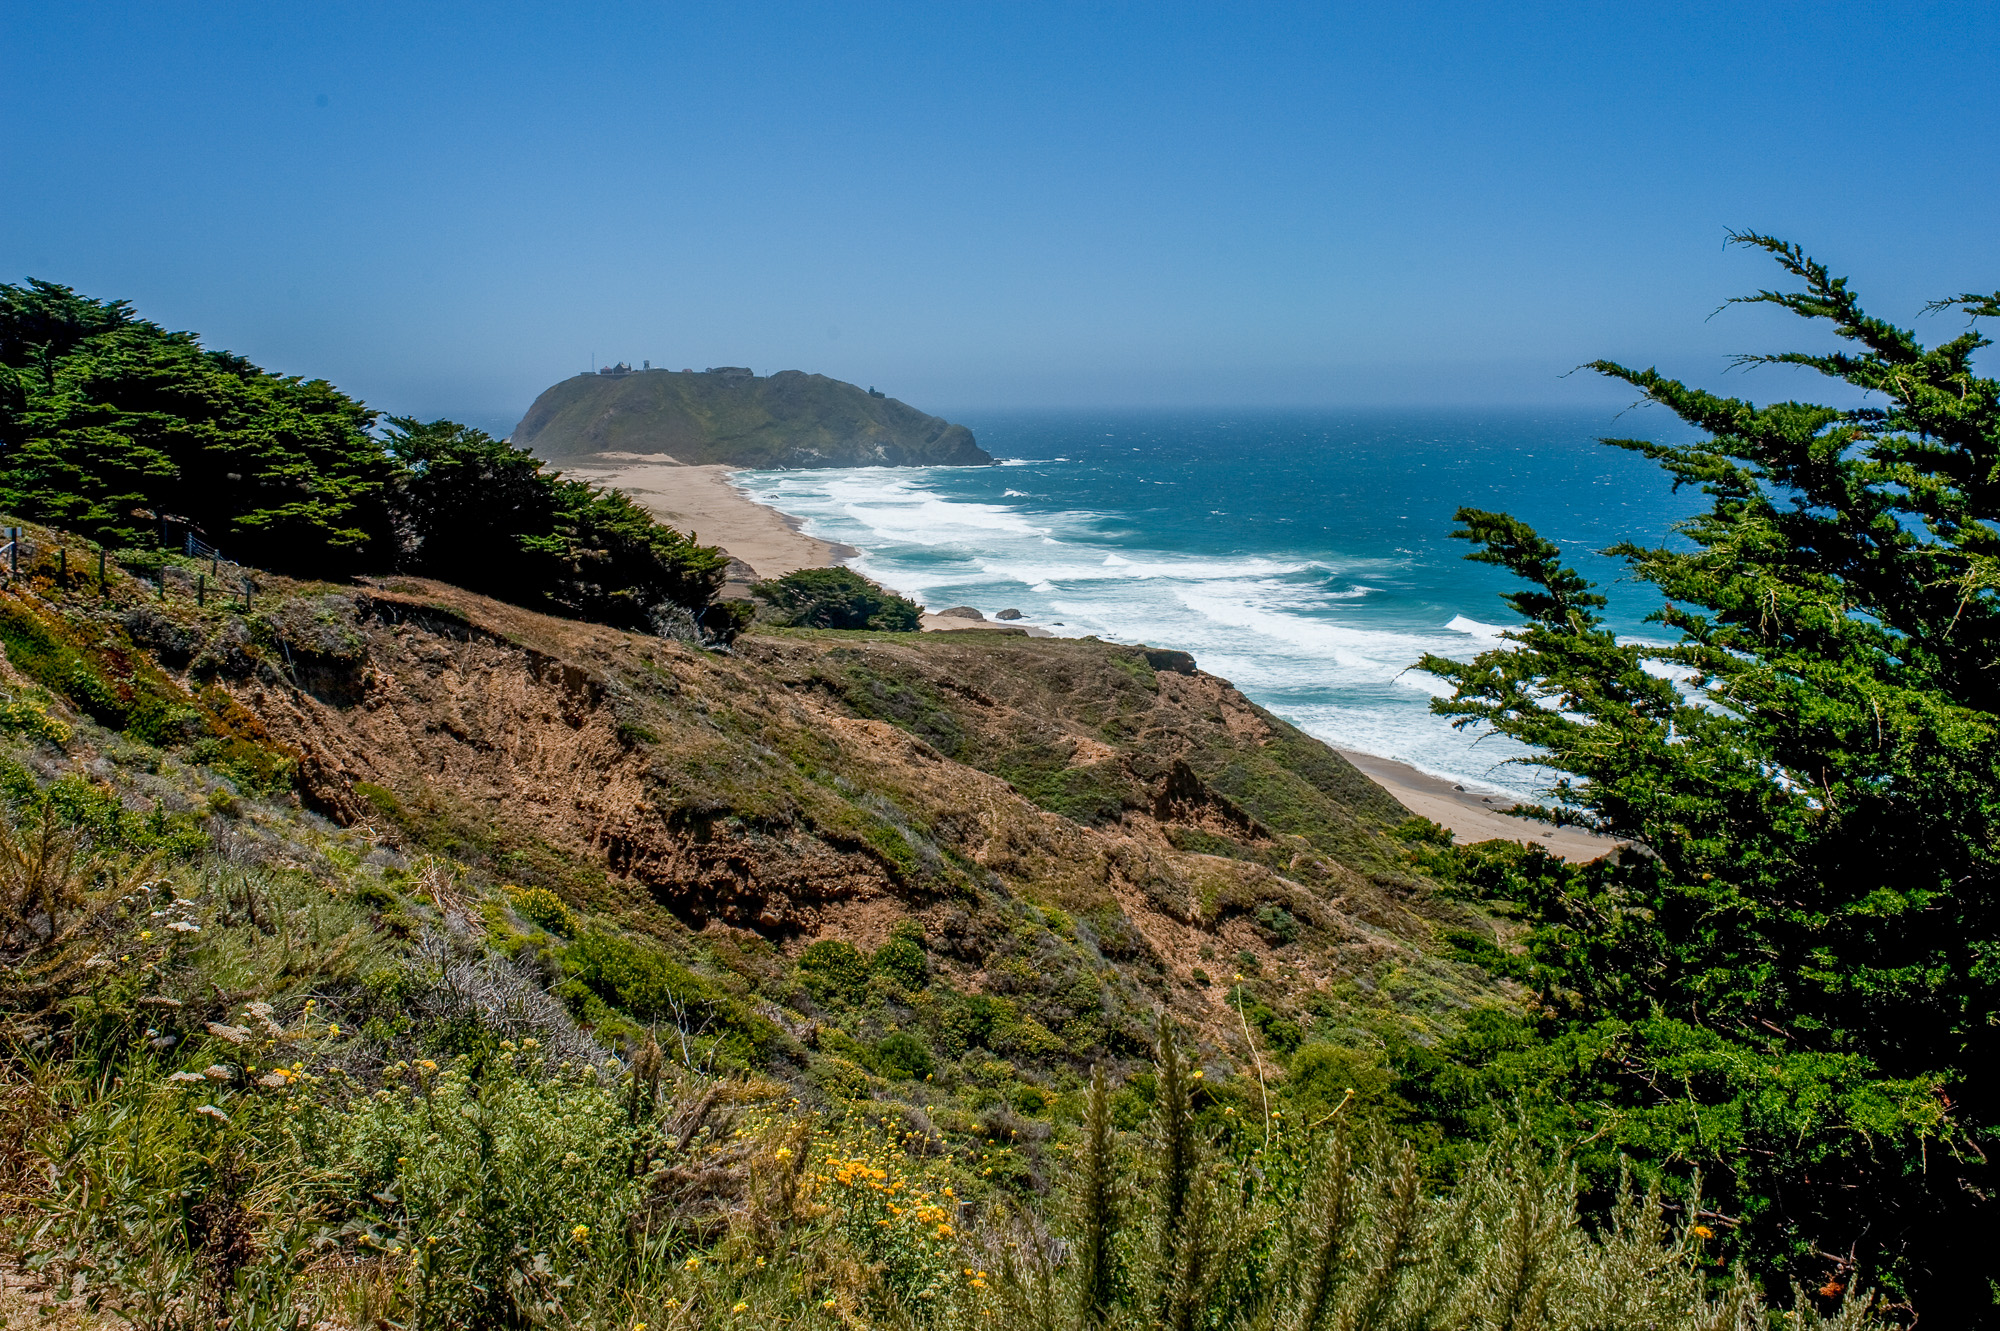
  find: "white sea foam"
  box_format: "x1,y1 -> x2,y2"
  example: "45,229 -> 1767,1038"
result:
1444,614 -> 1513,643
732,462 -> 1560,799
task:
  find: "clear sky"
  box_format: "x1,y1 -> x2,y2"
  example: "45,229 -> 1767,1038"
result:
5,2 -> 1997,431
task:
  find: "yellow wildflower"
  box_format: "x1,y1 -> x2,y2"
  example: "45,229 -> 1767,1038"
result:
139,931 -> 152,941
1691,1224 -> 1714,1239
685,1255 -> 701,1270
328,1023 -> 340,1036
571,1224 -> 590,1244
732,1302 -> 749,1314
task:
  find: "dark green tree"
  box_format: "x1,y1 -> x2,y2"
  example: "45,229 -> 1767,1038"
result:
381,416 -> 730,631
0,279 -> 395,571
750,566 -> 921,631
1419,235 -> 1997,1321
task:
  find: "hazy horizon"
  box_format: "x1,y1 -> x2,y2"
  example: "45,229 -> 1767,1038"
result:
7,2 -> 1997,429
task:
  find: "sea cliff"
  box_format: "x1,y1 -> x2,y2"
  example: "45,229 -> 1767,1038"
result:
512,367 -> 992,468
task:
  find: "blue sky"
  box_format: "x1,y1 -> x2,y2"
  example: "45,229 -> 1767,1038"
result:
4,2 -> 1997,430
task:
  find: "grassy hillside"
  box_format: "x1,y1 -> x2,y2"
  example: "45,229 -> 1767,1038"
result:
0,526 -> 1877,1328
512,368 -> 992,467
0,517 -> 1507,1104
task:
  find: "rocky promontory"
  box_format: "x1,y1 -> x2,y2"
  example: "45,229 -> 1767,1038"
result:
511,366 -> 991,468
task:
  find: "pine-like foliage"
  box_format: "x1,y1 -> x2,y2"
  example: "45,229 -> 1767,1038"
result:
381,417 -> 729,631
986,1022 -> 1860,1331
1416,234 -> 1999,1320
0,283 -> 730,628
0,280 -> 394,572
751,566 -> 923,631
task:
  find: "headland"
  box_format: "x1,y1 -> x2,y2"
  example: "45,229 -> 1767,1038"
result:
514,365 -> 991,468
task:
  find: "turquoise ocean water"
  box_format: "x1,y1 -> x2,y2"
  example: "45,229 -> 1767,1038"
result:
734,409 -> 1703,801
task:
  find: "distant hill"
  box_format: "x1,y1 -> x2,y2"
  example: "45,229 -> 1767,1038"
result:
511,367 -> 992,468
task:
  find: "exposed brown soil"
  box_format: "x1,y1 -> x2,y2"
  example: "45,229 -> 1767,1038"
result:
194,578 -> 1480,1044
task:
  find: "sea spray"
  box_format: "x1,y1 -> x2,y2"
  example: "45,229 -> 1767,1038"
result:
735,407 -> 1703,801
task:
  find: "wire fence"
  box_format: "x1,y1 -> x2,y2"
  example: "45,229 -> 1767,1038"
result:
0,524 -> 258,609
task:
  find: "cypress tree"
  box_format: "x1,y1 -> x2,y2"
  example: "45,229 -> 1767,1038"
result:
1419,233 -> 1999,1319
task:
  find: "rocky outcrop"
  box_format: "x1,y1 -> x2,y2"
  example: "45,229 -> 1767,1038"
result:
511,368 -> 991,468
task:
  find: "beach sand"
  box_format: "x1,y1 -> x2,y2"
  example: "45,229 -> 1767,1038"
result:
561,451 -> 1617,860
558,453 -> 852,580
1337,748 -> 1621,863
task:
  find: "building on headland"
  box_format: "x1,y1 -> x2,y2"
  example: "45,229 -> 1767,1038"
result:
586,363 -> 757,380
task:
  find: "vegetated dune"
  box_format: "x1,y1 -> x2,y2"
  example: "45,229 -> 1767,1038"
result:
512,367 -> 992,468
6,544 -> 1509,1069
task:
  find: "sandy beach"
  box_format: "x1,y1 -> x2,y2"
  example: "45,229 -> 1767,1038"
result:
1337,748 -> 1620,862
558,453 -> 853,581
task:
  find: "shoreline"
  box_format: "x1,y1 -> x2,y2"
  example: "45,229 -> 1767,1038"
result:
1336,748 -> 1620,862
568,450 -> 1619,862
558,453 -> 855,581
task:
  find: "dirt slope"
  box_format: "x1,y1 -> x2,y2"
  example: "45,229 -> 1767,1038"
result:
0,553 -> 1509,1062
217,579 -> 1500,1042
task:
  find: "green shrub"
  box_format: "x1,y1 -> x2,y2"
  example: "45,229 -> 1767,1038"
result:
752,567 -> 921,631
1437,924 -> 1529,979
562,932 -> 709,1022
336,1055 -> 640,1328
873,935 -> 928,990
1253,903 -> 1299,945
512,886 -> 574,936
874,1031 -> 935,1081
0,695 -> 68,746
1285,1042 -> 1395,1121
799,938 -> 869,999
810,1052 -> 870,1098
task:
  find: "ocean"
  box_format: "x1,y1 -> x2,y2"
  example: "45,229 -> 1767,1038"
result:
734,408 -> 1704,801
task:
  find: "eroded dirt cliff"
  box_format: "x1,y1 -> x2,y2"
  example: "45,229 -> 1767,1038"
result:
3,560 -> 1506,1059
